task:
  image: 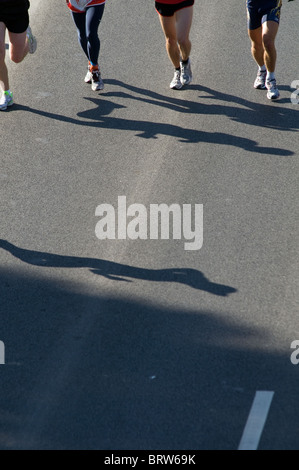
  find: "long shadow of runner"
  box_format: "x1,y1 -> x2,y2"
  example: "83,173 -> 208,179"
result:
0,239 -> 237,296
101,79 -> 299,133
12,100 -> 294,155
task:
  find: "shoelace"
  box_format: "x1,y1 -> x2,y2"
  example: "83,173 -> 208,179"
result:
2,92 -> 12,102
181,65 -> 190,76
92,71 -> 100,81
268,79 -> 277,89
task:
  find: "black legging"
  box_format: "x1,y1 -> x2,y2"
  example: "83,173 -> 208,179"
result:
71,4 -> 105,66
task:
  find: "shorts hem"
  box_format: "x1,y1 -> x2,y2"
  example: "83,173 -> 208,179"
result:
156,5 -> 193,17
155,0 -> 194,17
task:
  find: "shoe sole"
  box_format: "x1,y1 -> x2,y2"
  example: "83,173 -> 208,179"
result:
27,27 -> 37,54
170,82 -> 183,89
267,93 -> 280,100
0,103 -> 13,111
254,84 -> 266,90
91,83 -> 104,91
29,39 -> 37,54
181,77 -> 192,86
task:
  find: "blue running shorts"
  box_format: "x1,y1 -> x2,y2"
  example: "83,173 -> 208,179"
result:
246,0 -> 282,30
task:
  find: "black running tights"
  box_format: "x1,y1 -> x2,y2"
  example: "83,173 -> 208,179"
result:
71,4 -> 105,66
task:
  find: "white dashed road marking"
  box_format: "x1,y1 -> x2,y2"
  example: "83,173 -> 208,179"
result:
238,391 -> 274,450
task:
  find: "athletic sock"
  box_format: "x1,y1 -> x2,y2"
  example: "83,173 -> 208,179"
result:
259,65 -> 266,72
181,58 -> 189,66
90,64 -> 99,72
266,72 -> 275,82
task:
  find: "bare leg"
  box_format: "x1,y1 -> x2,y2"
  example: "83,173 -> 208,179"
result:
0,23 -> 9,91
262,20 -> 279,73
8,30 -> 29,63
159,14 -> 180,68
248,26 -> 264,67
0,27 -> 29,92
176,6 -> 193,61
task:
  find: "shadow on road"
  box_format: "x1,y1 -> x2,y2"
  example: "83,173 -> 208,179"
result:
0,239 -> 236,296
11,79 -> 297,156
100,79 -> 299,134
0,267 -> 298,450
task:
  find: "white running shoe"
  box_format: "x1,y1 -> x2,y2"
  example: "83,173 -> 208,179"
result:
254,69 -> 267,89
90,67 -> 104,91
170,69 -> 182,89
266,79 -> 280,100
85,70 -> 92,84
26,26 -> 37,54
0,91 -> 13,111
180,58 -> 192,86
85,61 -> 92,83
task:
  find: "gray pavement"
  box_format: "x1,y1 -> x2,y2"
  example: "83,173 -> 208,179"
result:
0,0 -> 298,450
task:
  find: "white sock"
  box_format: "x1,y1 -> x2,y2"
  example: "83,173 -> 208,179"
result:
266,72 -> 275,82
259,65 -> 266,72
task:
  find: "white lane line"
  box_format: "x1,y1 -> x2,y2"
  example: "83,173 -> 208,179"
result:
0,340 -> 4,365
238,391 -> 274,450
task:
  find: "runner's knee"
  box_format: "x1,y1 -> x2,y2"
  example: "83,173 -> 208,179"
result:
177,36 -> 190,50
86,31 -> 99,45
262,34 -> 275,52
165,36 -> 178,49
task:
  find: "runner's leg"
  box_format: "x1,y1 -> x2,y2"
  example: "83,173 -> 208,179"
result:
262,20 -> 279,73
0,23 -> 9,90
176,6 -> 193,61
159,14 -> 180,68
248,26 -> 264,67
85,5 -> 105,66
71,11 -> 89,59
8,30 -> 28,63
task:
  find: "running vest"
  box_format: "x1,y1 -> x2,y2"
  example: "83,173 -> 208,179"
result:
67,0 -> 106,13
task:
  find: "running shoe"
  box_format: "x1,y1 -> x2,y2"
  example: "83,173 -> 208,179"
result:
254,69 -> 267,89
0,91 -> 13,111
90,65 -> 104,91
26,26 -> 37,54
266,79 -> 280,100
85,62 -> 92,83
170,69 -> 182,89
180,58 -> 192,86
85,70 -> 92,83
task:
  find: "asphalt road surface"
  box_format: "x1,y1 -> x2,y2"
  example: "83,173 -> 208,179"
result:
0,0 -> 298,450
